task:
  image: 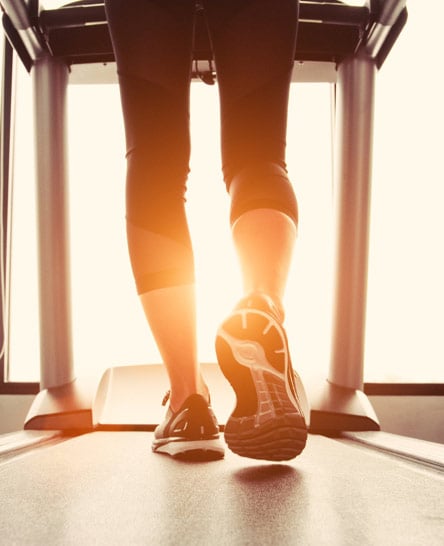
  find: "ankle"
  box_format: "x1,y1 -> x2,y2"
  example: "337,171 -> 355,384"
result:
168,381 -> 210,413
242,291 -> 285,322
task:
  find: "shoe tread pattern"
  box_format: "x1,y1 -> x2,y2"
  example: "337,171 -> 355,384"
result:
216,307 -> 307,461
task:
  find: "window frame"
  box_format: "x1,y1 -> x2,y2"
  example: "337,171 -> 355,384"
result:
0,37 -> 39,395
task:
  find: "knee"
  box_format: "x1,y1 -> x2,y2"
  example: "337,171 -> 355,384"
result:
125,151 -> 190,234
227,162 -> 298,227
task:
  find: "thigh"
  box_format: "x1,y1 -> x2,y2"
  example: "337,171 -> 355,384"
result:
203,0 -> 299,182
105,0 -> 195,91
105,0 -> 196,158
106,0 -> 197,220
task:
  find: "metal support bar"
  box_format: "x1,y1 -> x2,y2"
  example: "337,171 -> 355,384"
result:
364,0 -> 407,61
329,53 -> 376,391
32,54 -> 74,390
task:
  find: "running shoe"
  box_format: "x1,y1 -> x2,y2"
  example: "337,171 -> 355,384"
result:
215,293 -> 309,461
152,392 -> 225,461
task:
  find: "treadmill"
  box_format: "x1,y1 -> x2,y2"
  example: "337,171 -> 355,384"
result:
1,2 -> 443,544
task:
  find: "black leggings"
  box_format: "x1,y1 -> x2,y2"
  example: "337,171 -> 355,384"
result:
105,0 -> 299,293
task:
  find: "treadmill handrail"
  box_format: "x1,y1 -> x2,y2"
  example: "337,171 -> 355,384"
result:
0,1 -> 46,64
363,0 -> 407,60
0,0 -> 33,30
1,1 -> 407,70
2,1 -> 371,66
38,1 -> 371,31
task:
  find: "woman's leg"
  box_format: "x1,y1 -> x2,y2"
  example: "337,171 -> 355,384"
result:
203,0 -> 300,312
231,209 -> 297,318
205,0 -> 308,461
105,0 -> 208,412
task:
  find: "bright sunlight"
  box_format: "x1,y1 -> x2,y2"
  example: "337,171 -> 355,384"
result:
6,1 -> 444,384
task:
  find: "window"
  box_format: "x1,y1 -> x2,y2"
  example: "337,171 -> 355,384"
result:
4,2 -> 444,386
365,0 -> 444,382
5,48 -> 39,383
6,72 -> 333,383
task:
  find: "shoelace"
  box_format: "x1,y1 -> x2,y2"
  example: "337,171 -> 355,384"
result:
161,390 -> 171,407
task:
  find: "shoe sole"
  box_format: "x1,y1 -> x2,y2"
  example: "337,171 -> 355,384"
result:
216,308 -> 308,461
152,438 -> 225,461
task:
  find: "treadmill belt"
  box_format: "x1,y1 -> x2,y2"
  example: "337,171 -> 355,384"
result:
1,433 -> 443,544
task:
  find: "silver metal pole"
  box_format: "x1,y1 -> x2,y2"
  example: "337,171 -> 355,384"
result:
32,54 -> 74,389
329,53 -> 376,390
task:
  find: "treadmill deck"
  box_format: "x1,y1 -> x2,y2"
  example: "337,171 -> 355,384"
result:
1,432 -> 443,544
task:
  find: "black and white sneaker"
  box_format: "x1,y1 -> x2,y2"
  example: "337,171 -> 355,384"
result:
152,393 -> 225,461
216,293 -> 309,461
